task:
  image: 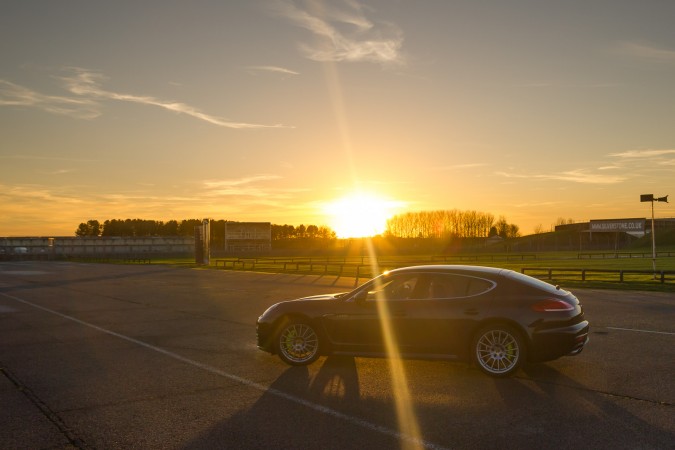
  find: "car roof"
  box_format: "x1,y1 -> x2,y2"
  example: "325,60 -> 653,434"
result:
385,265 -> 509,276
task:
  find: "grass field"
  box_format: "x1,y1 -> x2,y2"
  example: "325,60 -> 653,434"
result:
151,250 -> 675,292
66,230 -> 675,292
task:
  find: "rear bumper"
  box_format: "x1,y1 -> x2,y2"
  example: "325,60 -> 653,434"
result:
529,320 -> 590,362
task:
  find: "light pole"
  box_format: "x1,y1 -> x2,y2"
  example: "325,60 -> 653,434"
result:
640,194 -> 669,277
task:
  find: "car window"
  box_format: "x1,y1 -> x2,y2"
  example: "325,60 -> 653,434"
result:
365,274 -> 422,301
427,274 -> 495,299
501,270 -> 567,294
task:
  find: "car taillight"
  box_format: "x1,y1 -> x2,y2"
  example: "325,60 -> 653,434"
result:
531,299 -> 574,312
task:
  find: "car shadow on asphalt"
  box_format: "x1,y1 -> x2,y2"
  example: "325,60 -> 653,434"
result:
181,356 -> 673,449
181,356 -> 377,449
256,272 -> 358,288
491,363 -> 674,448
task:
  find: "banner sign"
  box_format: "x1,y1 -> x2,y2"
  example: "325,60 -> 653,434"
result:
589,219 -> 645,232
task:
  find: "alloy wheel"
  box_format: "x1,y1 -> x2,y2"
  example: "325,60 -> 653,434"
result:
278,322 -> 320,365
474,327 -> 523,376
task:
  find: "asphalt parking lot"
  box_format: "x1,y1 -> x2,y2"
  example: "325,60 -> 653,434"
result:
1,261 -> 673,449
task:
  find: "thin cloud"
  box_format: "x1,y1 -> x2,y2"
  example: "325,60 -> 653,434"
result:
0,183 -> 86,205
497,148 -> 675,185
609,149 -> 675,158
0,79 -> 99,119
202,174 -> 290,198
203,174 -> 282,188
0,68 -> 292,129
46,169 -> 76,175
273,0 -> 404,65
202,177 -> 310,204
0,153 -> 99,162
513,201 -> 560,208
245,65 -> 300,76
496,170 -> 626,185
620,42 -> 675,63
516,81 -> 624,89
432,163 -> 487,171
61,69 -> 291,129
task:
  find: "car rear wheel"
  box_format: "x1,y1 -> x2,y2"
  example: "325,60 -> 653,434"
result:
276,320 -> 321,366
472,325 -> 525,377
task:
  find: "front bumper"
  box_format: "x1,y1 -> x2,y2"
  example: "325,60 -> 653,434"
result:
256,320 -> 276,354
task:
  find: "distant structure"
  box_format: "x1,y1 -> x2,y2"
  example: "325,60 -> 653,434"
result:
223,222 -> 271,254
555,218 -> 675,237
0,236 -> 193,260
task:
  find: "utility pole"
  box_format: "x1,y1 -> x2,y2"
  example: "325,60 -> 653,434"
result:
640,194 -> 669,278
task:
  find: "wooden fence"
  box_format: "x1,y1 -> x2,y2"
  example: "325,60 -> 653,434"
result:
214,257 -> 675,285
520,267 -> 675,284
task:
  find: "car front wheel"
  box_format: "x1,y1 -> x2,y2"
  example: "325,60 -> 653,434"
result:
276,320 -> 321,366
472,325 -> 525,377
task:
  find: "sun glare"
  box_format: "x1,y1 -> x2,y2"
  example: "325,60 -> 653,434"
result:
324,192 -> 400,238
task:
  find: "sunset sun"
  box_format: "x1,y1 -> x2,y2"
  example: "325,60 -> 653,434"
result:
324,192 -> 402,238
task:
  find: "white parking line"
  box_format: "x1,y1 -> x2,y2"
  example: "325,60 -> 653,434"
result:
0,291 -> 449,450
607,327 -> 674,336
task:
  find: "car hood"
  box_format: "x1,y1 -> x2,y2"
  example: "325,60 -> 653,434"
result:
259,293 -> 345,320
291,293 -> 346,302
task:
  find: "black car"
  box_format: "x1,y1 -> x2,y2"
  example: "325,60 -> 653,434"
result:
256,265 -> 589,376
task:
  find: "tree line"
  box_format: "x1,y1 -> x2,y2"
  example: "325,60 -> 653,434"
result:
76,210 -> 521,241
76,219 -> 204,238
271,224 -> 336,240
384,210 -> 520,239
75,219 -> 336,241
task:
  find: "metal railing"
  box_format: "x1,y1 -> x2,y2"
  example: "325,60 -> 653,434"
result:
521,267 -> 675,284
213,257 -> 675,285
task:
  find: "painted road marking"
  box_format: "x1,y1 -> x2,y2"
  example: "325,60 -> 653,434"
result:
607,327 -> 674,336
0,291 -> 448,450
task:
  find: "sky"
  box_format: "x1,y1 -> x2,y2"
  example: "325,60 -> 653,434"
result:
1,0 -> 674,237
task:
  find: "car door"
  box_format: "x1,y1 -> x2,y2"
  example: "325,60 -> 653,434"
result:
392,273 -> 496,357
320,273 -> 424,354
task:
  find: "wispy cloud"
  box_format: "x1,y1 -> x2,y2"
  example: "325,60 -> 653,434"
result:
202,174 -> 289,198
609,149 -> 675,158
620,42 -> 675,63
432,163 -> 487,171
496,169 -> 626,185
512,201 -> 560,208
496,148 -> 675,186
201,175 -> 312,208
0,153 -> 99,162
0,183 -> 86,206
203,174 -> 282,188
0,68 -> 292,129
61,68 -> 290,129
608,148 -> 675,170
273,0 -> 404,65
0,79 -> 99,119
244,65 -> 300,76
515,81 -> 623,89
0,179 -> 315,236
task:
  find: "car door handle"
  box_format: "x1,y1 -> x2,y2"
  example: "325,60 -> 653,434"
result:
463,308 -> 479,316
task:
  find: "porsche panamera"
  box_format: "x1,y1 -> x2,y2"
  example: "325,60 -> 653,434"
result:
256,265 -> 589,377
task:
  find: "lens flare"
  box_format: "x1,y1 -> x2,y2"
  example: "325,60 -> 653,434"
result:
365,239 -> 424,450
